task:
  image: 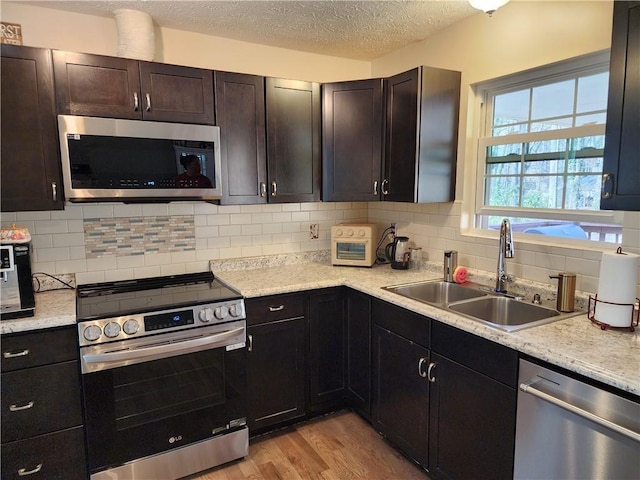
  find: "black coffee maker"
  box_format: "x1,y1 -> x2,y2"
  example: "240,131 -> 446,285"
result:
385,236 -> 411,270
1,226 -> 35,319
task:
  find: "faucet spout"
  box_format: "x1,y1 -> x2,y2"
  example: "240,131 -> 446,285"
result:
496,218 -> 514,293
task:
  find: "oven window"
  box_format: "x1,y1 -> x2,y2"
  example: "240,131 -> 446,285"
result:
113,349 -> 225,431
336,242 -> 366,261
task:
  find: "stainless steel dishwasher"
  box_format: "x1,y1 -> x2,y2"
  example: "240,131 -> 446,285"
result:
514,359 -> 640,479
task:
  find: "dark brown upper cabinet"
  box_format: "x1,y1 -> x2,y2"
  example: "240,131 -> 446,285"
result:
53,51 -> 214,124
322,79 -> 384,202
214,74 -> 321,204
601,1 -> 640,211
266,78 -> 321,203
1,45 -> 64,212
383,66 -> 461,203
214,72 -> 267,204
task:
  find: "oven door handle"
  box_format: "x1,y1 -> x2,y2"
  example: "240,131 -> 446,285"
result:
82,327 -> 244,366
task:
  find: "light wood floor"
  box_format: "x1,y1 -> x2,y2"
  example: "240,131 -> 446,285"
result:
187,410 -> 429,480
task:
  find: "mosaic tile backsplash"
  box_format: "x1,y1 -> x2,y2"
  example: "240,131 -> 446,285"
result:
84,216 -> 195,259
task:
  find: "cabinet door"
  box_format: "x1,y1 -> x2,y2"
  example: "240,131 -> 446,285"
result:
346,289 -> 371,418
1,426 -> 86,480
601,1 -> 640,210
1,45 -> 63,211
214,72 -> 267,204
247,317 -> 305,432
266,78 -> 321,203
53,50 -> 141,119
322,79 -> 384,201
428,353 -> 516,480
308,289 -> 345,411
384,66 -> 460,204
139,62 -> 214,124
372,325 -> 429,467
384,68 -> 419,202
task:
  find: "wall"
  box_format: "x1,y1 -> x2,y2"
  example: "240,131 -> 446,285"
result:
370,0 -> 640,297
0,2 -> 370,82
2,1 -> 638,297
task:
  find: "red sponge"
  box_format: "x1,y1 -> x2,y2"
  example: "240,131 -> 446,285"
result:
454,266 -> 468,284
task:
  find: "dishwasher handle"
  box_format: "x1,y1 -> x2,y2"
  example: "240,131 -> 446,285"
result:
520,381 -> 640,443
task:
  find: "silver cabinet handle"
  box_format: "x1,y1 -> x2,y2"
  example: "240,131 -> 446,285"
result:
18,464 -> 42,476
145,93 -> 151,112
520,381 -> 640,443
418,357 -> 428,378
247,334 -> 253,352
268,305 -> 285,312
373,180 -> 378,196
381,179 -> 389,195
260,182 -> 267,198
3,349 -> 29,358
601,173 -> 613,199
133,92 -> 139,111
427,362 -> 437,383
9,401 -> 34,412
51,182 -> 57,202
271,181 -> 277,197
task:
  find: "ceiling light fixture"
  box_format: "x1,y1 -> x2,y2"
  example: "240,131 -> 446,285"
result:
468,0 -> 510,16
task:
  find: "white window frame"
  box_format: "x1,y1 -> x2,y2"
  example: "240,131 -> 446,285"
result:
469,50 -> 623,244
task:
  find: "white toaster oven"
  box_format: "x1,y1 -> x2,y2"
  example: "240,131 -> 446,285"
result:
330,223 -> 380,267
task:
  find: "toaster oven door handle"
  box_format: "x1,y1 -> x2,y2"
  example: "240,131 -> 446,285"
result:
82,327 -> 244,366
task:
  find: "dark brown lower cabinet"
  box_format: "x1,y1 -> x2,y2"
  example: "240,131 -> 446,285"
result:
428,322 -> 517,480
308,288 -> 346,412
346,289 -> 372,419
1,426 -> 86,480
247,316 -> 306,433
373,325 -> 430,467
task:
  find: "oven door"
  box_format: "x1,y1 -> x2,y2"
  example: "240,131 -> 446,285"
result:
81,321 -> 246,474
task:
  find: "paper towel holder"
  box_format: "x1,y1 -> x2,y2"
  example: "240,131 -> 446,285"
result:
588,294 -> 639,332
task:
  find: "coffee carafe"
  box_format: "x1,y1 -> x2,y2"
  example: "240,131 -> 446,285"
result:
385,236 -> 411,270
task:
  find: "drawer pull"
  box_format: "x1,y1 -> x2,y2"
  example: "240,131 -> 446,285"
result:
268,305 -> 285,312
3,349 -> 29,358
18,464 -> 42,476
9,401 -> 34,412
248,334 -> 253,352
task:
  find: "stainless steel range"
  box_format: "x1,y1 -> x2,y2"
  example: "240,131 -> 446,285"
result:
76,272 -> 247,480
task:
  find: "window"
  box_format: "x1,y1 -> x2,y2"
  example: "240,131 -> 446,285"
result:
474,52 -> 622,244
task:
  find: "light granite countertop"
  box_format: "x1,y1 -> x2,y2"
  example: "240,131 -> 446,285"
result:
3,259 -> 638,397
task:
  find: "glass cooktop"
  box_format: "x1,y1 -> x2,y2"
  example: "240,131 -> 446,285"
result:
76,272 -> 242,321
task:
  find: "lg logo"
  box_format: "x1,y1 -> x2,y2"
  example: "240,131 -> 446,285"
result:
169,435 -> 183,444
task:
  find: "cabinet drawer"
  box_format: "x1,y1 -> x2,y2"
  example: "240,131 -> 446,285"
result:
246,293 -> 305,325
1,426 -> 87,480
1,361 -> 83,442
372,298 -> 430,348
1,327 -> 78,372
431,322 -> 518,387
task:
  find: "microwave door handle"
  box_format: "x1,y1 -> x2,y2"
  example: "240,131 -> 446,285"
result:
82,327 -> 244,365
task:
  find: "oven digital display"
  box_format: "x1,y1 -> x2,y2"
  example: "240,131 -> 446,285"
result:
144,309 -> 195,331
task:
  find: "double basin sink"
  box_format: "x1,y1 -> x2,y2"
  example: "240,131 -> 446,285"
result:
383,280 -> 581,332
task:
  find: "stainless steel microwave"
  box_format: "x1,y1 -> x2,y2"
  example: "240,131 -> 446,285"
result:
58,115 -> 222,202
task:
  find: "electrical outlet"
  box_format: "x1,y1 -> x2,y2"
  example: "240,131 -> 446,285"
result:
390,223 -> 397,236
309,223 -> 319,240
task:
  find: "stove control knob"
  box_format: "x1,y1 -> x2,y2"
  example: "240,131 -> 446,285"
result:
123,319 -> 140,335
228,303 -> 240,317
83,325 -> 102,342
199,308 -> 214,323
214,305 -> 229,320
104,322 -> 121,339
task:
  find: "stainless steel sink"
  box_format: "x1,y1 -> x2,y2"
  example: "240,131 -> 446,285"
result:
447,296 -> 567,332
383,279 -> 581,332
383,280 -> 487,306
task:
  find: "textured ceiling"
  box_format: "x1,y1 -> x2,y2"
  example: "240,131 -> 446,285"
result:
15,1 -> 481,60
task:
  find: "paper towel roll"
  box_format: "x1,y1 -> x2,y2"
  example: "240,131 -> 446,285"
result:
595,249 -> 639,327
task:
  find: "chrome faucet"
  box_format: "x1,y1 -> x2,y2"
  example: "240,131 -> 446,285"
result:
495,218 -> 515,293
